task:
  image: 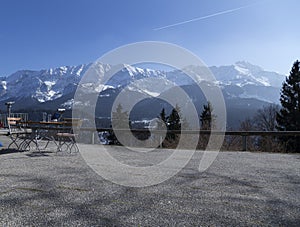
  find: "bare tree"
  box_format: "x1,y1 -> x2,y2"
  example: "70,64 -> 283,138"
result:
254,104 -> 279,131
253,104 -> 283,152
236,104 -> 284,152
222,104 -> 285,152
238,117 -> 257,151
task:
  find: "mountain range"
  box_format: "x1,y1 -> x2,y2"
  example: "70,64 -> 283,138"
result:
0,61 -> 286,128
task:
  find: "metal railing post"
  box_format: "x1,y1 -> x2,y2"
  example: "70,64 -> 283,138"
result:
91,132 -> 95,144
160,135 -> 163,148
242,135 -> 247,151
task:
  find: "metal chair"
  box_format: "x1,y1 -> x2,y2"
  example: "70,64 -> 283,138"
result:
56,118 -> 82,153
7,117 -> 30,150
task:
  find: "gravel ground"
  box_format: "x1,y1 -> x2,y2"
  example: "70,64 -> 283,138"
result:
0,136 -> 299,226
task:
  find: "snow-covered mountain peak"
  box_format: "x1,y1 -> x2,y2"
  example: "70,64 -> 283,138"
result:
234,61 -> 263,73
233,61 -> 266,79
0,64 -> 92,103
234,64 -> 250,76
0,61 -> 287,106
121,64 -> 145,77
45,64 -> 88,78
209,61 -> 285,88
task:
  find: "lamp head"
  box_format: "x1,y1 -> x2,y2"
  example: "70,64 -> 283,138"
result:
5,101 -> 15,106
57,108 -> 66,113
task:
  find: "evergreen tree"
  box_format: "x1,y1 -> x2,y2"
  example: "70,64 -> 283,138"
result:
167,104 -> 181,131
198,102 -> 216,149
165,104 -> 181,141
112,103 -> 130,129
159,108 -> 167,127
108,103 -> 131,145
276,60 -> 300,152
200,101 -> 215,130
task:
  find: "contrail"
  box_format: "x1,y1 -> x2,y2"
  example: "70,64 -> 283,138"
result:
153,3 -> 256,31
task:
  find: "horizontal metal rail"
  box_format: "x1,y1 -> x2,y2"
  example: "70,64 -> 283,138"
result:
76,128 -> 300,151
77,127 -> 300,135
0,113 -> 29,128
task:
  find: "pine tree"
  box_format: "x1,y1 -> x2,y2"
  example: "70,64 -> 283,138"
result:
112,103 -> 130,129
200,102 -> 215,130
198,102 -> 216,149
276,60 -> 300,152
159,108 -> 167,127
167,105 -> 181,131
165,104 -> 181,141
108,103 -> 131,145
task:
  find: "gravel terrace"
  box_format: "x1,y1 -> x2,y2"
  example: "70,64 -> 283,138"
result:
0,136 -> 299,226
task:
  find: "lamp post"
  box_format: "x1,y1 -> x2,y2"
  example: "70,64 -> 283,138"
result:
5,101 -> 15,117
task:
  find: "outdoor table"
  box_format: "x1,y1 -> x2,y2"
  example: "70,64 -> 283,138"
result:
4,119 -> 82,153
19,121 -> 68,152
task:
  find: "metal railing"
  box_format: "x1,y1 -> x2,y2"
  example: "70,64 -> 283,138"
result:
74,128 -> 300,151
0,113 -> 28,128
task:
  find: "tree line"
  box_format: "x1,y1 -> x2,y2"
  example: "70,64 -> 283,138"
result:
221,60 -> 300,152
106,60 -> 300,152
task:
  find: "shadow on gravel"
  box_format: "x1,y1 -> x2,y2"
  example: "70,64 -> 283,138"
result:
0,148 -> 21,155
0,152 -> 299,226
0,168 -> 121,226
25,152 -> 52,157
173,170 -> 300,226
2,168 -> 299,226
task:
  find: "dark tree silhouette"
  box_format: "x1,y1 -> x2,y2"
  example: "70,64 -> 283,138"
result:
159,108 -> 167,127
166,105 -> 181,141
158,105 -> 182,147
112,103 -> 130,129
198,102 -> 216,149
200,102 -> 215,130
167,105 -> 181,131
107,104 -> 131,145
276,60 -> 300,152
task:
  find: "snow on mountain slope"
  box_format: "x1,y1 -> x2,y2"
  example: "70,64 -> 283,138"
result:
0,61 -> 286,107
208,61 -> 285,103
210,61 -> 284,88
0,64 -> 90,103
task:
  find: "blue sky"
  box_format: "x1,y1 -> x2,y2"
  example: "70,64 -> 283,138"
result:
0,0 -> 299,76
